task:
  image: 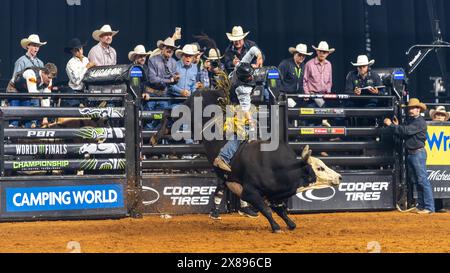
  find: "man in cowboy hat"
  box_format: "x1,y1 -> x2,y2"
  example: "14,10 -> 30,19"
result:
430,106 -> 450,123
304,41 -> 335,98
223,26 -> 263,73
129,45 -> 152,66
8,34 -> 47,128
145,37 -> 180,131
345,55 -> 383,100
170,44 -> 201,98
384,99 -> 435,214
64,38 -> 96,107
204,48 -> 226,89
429,106 -> 449,213
303,41 -> 335,128
88,24 -> 119,66
279,44 -> 313,94
344,55 -> 383,126
170,44 -> 203,158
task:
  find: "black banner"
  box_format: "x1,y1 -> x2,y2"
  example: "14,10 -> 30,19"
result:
142,175 -> 226,215
289,172 -> 395,212
0,107 -> 125,119
5,159 -> 126,171
5,143 -> 126,156
5,128 -> 125,140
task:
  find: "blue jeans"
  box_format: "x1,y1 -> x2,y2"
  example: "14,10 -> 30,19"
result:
9,99 -> 40,128
407,149 -> 435,212
144,100 -> 170,130
218,139 -> 241,164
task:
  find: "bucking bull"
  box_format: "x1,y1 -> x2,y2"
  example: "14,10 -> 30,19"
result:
151,88 -> 342,233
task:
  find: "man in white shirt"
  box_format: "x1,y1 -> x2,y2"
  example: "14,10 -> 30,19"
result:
65,38 -> 96,107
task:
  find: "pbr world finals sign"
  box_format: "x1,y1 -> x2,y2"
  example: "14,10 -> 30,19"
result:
426,124 -> 450,198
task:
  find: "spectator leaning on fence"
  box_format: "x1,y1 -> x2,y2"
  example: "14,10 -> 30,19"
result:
7,34 -> 47,128
303,41 -> 335,127
8,63 -> 57,128
145,37 -> 180,131
223,26 -> 263,73
344,55 -> 383,107
65,38 -> 96,107
170,44 -> 201,99
128,45 -> 152,104
429,106 -> 450,213
88,24 -> 118,66
384,99 -> 435,214
279,43 -> 312,94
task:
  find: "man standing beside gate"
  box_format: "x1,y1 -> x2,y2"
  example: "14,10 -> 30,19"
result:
384,99 -> 435,214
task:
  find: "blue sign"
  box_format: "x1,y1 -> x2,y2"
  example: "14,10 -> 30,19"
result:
130,66 -> 144,78
267,70 -> 280,80
5,184 -> 124,212
393,70 -> 405,80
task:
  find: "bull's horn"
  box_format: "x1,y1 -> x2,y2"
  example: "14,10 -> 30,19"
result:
301,145 -> 311,162
301,145 -> 310,159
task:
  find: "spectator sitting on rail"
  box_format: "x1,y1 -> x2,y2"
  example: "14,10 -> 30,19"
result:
88,25 -> 118,66
429,106 -> 450,213
279,43 -> 312,94
145,37 -> 180,132
345,55 -> 383,106
384,99 -> 435,214
64,38 -> 96,107
344,55 -> 383,126
7,34 -> 46,128
303,41 -> 335,128
8,63 -> 57,128
223,26 -> 263,74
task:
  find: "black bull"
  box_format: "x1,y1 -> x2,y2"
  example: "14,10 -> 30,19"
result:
151,89 -> 342,233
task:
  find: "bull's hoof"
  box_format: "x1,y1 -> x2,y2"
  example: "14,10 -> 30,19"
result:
272,229 -> 282,234
287,223 -> 297,231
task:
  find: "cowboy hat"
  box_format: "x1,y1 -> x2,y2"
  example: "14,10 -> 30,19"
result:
21,34 -> 47,50
404,98 -> 427,112
429,106 -> 450,121
92,25 -> 119,42
206,48 -> 224,60
128,45 -> 152,61
226,26 -> 250,42
288,44 -> 313,56
64,38 -> 86,54
156,37 -> 180,49
175,44 -> 200,59
351,55 -> 375,66
312,41 -> 335,53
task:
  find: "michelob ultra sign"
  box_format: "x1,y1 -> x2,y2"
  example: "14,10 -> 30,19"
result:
426,125 -> 450,166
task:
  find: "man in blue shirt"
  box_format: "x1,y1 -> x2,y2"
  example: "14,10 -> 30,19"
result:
170,44 -> 202,153
145,37 -> 180,130
170,44 -> 201,98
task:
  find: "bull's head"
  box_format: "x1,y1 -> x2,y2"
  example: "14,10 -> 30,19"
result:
300,145 -> 342,189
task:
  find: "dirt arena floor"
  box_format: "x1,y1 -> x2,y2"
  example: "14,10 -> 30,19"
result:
0,211 -> 449,253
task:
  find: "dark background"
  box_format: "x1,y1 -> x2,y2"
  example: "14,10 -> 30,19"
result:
0,0 -> 449,101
